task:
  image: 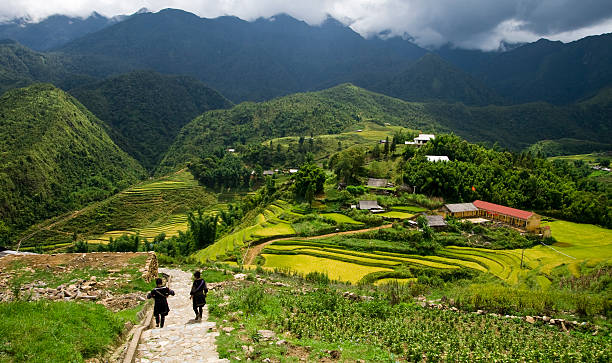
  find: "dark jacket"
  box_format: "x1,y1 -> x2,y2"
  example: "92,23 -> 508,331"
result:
147,286 -> 175,316
190,278 -> 208,307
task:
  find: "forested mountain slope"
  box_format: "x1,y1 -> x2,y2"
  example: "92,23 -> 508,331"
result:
0,84 -> 145,237
158,84 -> 443,173
160,83 -> 612,173
70,71 -> 233,171
58,9 -> 426,102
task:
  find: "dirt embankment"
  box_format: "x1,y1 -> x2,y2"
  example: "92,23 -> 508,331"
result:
0,252 -> 158,311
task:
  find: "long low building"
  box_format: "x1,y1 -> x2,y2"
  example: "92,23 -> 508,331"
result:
439,203 -> 479,218
473,200 -> 540,232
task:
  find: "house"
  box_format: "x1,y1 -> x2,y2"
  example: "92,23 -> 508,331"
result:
227,148 -> 235,153
473,200 -> 541,232
288,168 -> 299,174
414,134 -> 435,145
358,200 -> 385,213
356,129 -> 363,132
404,141 -> 417,145
425,215 -> 447,229
379,139 -> 387,144
263,170 -> 275,176
426,155 -> 450,162
440,203 -> 479,218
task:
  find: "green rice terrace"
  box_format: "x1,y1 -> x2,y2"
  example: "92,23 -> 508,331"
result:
16,170 -> 216,251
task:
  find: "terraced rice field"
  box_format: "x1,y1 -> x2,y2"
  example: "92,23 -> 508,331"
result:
262,254 -> 393,284
86,171 -> 208,244
374,278 -> 417,286
261,219 -> 611,285
193,201 -> 299,262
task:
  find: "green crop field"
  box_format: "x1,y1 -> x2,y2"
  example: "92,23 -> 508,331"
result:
320,213 -> 363,225
256,218 -> 611,286
261,254 -> 393,283
392,205 -> 428,212
379,211 -> 414,219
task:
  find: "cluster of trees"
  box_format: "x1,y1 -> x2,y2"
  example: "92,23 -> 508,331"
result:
292,163 -> 326,205
188,153 -> 251,189
402,134 -> 611,227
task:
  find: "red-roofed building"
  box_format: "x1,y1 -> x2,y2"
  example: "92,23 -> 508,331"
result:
473,200 -> 541,231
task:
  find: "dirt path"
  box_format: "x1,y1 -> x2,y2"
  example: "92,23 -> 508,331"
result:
243,224 -> 393,265
136,268 -> 228,363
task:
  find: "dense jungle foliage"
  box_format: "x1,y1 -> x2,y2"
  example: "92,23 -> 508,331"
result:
0,84 -> 145,239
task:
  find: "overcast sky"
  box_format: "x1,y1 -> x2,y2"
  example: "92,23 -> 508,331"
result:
2,0 -> 612,50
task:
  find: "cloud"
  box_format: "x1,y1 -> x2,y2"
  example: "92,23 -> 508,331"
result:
1,0 -> 612,50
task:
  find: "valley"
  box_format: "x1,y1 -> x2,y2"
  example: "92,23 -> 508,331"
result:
0,6 -> 611,362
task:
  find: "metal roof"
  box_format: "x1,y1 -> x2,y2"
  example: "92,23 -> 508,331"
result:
473,200 -> 534,220
359,200 -> 382,210
444,203 -> 478,213
367,178 -> 388,187
425,215 -> 447,227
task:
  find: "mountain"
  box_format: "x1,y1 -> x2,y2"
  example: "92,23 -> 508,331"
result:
58,9 -> 426,102
160,83 -> 612,172
0,12 -> 123,51
0,84 -> 145,235
69,70 -> 233,171
442,34 -> 612,104
366,53 -> 503,105
158,84 -> 443,172
0,39 -> 103,94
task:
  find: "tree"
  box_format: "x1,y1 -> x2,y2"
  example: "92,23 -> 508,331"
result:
390,136 -> 397,153
293,163 -> 326,201
372,144 -> 381,159
188,210 -> 218,250
383,136 -> 390,157
0,220 -> 11,248
332,147 -> 366,185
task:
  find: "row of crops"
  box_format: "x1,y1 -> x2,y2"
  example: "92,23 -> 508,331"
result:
194,201 -> 300,262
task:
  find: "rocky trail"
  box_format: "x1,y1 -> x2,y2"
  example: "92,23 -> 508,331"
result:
136,268 -> 228,363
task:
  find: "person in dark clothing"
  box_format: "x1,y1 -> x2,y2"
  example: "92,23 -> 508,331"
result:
147,277 -> 175,328
190,271 -> 208,320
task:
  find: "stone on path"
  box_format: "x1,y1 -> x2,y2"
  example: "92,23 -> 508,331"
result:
135,268 -> 229,363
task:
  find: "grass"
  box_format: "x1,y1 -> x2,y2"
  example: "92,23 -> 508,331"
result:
391,205 -> 428,212
320,213 -> 363,225
261,254 -> 393,284
378,211 -> 415,219
0,301 -> 139,362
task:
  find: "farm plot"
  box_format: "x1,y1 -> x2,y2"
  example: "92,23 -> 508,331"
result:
320,213 -> 363,225
194,201 -> 299,262
261,254 -> 393,284
379,211 -> 414,219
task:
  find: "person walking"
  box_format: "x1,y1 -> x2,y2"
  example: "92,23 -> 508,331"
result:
189,271 -> 208,321
147,277 -> 175,328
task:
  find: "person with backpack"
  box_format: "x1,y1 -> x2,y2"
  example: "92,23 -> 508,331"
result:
190,271 -> 208,320
147,277 -> 175,328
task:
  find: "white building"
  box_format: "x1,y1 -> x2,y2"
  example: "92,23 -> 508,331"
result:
426,155 -> 450,162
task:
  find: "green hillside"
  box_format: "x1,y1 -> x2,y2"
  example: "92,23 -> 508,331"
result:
160,83 -> 612,173
158,84 -> 443,173
70,70 -> 233,171
0,84 -> 145,240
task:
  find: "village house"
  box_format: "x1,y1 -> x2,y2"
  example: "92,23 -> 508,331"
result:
358,200 -> 385,213
473,200 -> 541,232
367,178 -> 394,188
405,133 -> 435,146
425,215 -> 447,229
439,203 -> 479,218
426,155 -> 450,162
414,134 -> 435,145
263,170 -> 275,176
